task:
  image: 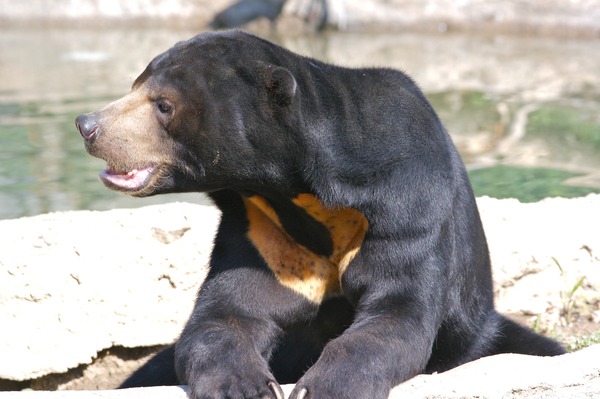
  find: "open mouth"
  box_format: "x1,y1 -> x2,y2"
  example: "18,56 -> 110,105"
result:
99,165 -> 155,192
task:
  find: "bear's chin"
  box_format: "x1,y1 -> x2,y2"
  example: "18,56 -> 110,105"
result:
99,165 -> 156,194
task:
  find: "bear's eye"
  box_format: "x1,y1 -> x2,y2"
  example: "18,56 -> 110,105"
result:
156,99 -> 173,114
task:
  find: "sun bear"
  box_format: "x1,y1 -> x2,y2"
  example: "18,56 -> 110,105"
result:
75,30 -> 564,399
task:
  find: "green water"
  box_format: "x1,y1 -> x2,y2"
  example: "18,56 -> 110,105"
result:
527,104 -> 600,152
1,29 -> 599,220
427,91 -> 600,202
469,166 -> 599,202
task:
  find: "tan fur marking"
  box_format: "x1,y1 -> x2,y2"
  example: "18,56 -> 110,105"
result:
95,82 -> 176,180
291,194 -> 368,273
244,194 -> 368,303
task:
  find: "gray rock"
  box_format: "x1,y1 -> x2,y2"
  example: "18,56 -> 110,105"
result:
0,203 -> 219,380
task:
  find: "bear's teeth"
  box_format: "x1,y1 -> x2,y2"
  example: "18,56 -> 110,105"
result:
106,166 -> 135,176
99,166 -> 154,191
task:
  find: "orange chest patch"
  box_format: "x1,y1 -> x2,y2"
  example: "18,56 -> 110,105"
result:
243,194 -> 368,303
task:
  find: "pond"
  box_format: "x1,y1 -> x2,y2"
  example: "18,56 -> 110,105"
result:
1,28 -> 599,220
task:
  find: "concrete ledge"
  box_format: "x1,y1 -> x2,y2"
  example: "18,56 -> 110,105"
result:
1,345 -> 598,398
0,386 -> 189,399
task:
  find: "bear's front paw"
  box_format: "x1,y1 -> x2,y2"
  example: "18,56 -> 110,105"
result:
289,365 -> 390,399
187,369 -> 284,399
289,381 -> 387,399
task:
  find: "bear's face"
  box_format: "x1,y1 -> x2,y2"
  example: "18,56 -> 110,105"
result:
75,31 -> 300,197
75,77 -> 180,196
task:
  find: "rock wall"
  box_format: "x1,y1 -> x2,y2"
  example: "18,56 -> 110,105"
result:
0,0 -> 599,36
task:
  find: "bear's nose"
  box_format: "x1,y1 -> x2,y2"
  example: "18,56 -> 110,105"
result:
75,113 -> 100,141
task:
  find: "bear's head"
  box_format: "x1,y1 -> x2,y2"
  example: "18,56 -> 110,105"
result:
75,31 -> 301,197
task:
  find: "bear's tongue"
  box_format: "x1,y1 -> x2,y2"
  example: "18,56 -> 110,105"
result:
99,166 -> 153,191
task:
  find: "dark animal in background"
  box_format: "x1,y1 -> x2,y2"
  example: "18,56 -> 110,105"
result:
210,0 -> 288,29
210,0 -> 328,30
75,30 -> 565,399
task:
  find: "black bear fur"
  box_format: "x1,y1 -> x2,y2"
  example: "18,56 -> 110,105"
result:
75,30 -> 564,399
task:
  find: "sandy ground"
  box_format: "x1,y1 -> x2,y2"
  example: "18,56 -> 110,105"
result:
0,195 -> 599,391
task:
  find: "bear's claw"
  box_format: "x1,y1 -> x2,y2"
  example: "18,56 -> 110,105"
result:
267,381 -> 284,399
294,387 -> 308,399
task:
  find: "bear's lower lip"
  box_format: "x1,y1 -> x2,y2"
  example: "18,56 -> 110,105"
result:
99,166 -> 155,192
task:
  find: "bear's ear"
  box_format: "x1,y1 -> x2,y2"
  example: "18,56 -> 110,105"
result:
264,66 -> 297,107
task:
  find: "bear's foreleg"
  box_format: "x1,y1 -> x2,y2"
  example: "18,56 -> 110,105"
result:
174,207 -> 317,399
289,239 -> 445,399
